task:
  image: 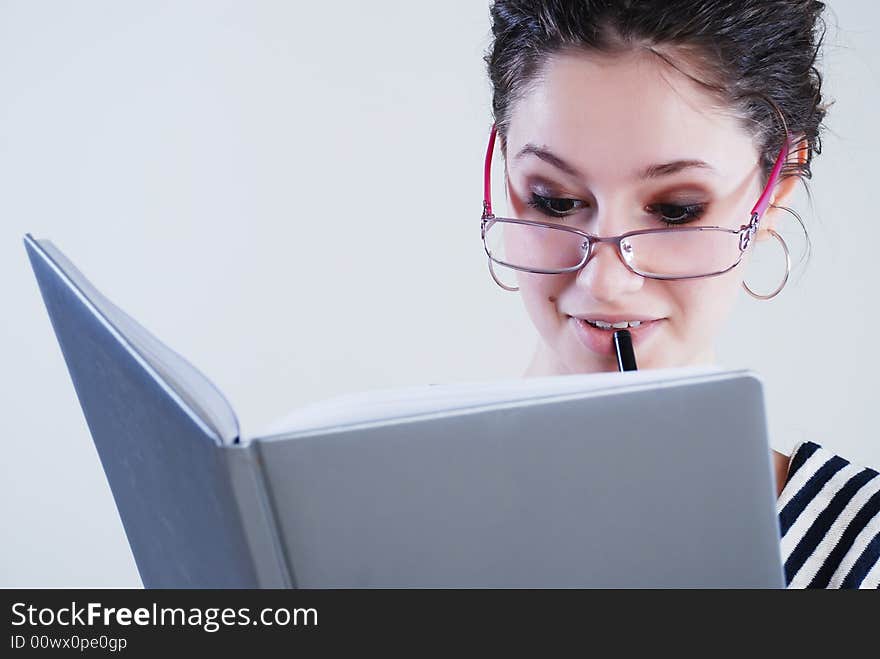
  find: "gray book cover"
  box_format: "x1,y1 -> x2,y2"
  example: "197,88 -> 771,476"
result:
24,234 -> 785,588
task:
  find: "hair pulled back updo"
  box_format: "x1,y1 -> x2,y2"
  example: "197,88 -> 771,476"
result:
484,0 -> 831,188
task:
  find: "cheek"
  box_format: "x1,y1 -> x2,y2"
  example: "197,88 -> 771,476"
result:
517,271 -> 569,333
503,228 -> 567,307
669,269 -> 742,333
504,227 -> 539,267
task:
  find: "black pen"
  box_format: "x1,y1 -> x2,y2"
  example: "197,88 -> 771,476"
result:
613,329 -> 638,372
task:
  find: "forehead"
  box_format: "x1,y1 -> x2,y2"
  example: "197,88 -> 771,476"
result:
506,50 -> 758,179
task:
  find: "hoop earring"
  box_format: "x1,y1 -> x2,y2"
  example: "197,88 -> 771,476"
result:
742,228 -> 791,300
488,258 -> 519,292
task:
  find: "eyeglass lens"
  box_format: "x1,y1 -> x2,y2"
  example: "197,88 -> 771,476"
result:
483,220 -> 744,278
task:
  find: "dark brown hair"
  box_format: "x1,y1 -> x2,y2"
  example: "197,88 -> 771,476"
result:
484,0 -> 830,187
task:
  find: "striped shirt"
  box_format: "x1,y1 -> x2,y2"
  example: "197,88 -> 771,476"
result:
777,441 -> 880,588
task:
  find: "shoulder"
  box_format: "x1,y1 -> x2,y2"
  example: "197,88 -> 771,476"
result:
777,441 -> 880,588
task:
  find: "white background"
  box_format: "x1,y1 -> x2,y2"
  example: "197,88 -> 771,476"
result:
1,0 -> 877,586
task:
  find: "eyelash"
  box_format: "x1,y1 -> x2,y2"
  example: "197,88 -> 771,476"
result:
527,192 -> 707,226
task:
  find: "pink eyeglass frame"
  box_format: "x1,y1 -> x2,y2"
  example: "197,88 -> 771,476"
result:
480,123 -> 792,280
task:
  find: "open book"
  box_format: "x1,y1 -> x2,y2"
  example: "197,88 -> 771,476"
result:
24,234 -> 785,588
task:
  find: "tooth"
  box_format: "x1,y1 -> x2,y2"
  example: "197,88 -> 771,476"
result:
596,320 -> 612,328
611,321 -> 629,329
629,321 -> 642,327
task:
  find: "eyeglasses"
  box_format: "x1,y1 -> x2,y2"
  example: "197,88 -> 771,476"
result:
480,124 -> 790,283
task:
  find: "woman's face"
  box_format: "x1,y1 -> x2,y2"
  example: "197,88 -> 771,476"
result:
502,50 -> 780,375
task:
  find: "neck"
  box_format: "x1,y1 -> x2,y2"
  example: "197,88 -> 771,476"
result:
523,341 -> 571,377
688,344 -> 717,368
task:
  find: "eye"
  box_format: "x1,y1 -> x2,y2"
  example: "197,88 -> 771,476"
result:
527,192 -> 586,218
648,203 -> 707,225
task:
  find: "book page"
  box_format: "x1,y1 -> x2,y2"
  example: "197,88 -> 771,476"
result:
254,364 -> 730,440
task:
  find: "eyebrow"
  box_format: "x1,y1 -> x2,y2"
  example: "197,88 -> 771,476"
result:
514,144 -> 718,180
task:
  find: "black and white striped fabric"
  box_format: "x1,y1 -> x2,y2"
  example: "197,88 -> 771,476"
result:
776,441 -> 880,588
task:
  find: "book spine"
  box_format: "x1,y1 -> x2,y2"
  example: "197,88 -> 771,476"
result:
225,443 -> 294,588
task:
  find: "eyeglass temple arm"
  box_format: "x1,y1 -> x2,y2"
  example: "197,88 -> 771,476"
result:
749,137 -> 791,219
484,122 -> 791,222
483,124 -> 498,219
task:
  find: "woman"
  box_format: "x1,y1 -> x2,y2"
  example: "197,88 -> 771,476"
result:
481,0 -> 879,588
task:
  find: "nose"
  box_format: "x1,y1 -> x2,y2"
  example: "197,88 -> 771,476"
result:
575,239 -> 644,302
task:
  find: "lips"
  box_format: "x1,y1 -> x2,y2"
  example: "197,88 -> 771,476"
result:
571,314 -> 662,323
584,319 -> 644,330
570,315 -> 665,357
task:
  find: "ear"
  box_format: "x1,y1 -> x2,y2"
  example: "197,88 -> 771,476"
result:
756,135 -> 808,241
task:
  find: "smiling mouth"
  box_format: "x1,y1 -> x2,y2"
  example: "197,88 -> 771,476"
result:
570,316 -> 666,357
583,319 -> 645,330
